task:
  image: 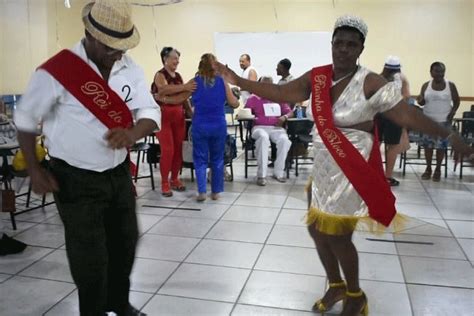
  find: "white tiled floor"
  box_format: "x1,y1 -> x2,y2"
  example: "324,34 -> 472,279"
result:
0,151 -> 473,315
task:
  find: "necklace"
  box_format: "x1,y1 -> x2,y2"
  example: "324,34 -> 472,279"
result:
331,67 -> 358,87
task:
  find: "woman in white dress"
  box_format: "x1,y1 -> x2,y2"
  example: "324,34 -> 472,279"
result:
215,15 -> 474,316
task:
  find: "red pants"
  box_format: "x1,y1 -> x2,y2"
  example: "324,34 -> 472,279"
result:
156,106 -> 185,185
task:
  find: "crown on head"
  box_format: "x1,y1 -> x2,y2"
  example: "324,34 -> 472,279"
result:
334,15 -> 368,39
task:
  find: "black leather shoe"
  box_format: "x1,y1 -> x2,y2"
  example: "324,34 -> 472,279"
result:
119,305 -> 147,316
386,177 -> 400,187
0,234 -> 27,256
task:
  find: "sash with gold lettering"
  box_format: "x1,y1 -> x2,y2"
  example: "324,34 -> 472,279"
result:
38,49 -> 137,176
311,65 -> 396,226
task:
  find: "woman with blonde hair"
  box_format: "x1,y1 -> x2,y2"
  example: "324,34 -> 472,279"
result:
191,53 -> 239,201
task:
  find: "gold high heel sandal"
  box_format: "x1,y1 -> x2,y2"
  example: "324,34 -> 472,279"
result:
341,290 -> 368,316
312,281 -> 347,312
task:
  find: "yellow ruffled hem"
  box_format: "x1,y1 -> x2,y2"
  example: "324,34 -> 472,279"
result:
305,206 -> 408,235
305,176 -> 408,235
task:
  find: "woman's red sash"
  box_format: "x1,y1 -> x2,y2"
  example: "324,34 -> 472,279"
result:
311,65 -> 396,226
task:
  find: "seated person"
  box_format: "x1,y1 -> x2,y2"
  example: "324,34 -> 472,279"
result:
245,76 -> 293,185
0,99 -> 7,121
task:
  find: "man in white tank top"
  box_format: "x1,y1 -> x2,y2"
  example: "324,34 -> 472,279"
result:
379,56 -> 411,187
417,61 -> 460,181
239,54 -> 258,105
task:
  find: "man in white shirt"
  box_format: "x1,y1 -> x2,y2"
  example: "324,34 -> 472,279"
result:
276,58 -> 298,111
277,58 -> 294,85
15,1 -> 159,315
239,54 -> 258,104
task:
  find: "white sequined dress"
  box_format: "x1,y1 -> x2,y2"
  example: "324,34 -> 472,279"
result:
307,66 -> 402,219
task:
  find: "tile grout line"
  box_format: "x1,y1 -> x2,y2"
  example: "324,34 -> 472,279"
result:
228,179 -> 299,315
393,165 -> 416,316
415,164 -> 474,264
137,182 -> 248,312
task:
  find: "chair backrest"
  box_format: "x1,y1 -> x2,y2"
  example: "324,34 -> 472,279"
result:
463,111 -> 474,118
287,119 -> 313,136
224,104 -> 234,114
461,111 -> 474,137
1,94 -> 21,104
1,95 -> 21,118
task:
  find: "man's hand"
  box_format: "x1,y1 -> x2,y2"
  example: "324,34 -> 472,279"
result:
105,128 -> 137,149
231,87 -> 241,99
213,61 -> 239,86
447,112 -> 455,123
29,167 -> 59,194
184,79 -> 197,92
276,115 -> 287,127
17,131 -> 59,194
451,134 -> 474,163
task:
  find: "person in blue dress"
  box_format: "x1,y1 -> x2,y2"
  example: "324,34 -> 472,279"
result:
191,53 -> 239,201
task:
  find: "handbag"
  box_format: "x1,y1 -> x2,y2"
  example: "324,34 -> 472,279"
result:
12,143 -> 47,171
146,143 -> 161,164
182,126 -> 193,163
224,134 -> 237,163
1,189 -> 16,212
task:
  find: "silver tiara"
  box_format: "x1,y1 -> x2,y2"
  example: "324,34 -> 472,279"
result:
334,15 -> 368,38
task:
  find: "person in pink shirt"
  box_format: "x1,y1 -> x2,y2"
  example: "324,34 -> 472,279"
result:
245,76 -> 293,185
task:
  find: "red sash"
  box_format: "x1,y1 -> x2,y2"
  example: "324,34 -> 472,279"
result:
311,65 -> 396,227
39,50 -> 137,176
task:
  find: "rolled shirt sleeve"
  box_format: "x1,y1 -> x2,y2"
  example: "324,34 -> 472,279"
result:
14,70 -> 58,133
244,95 -> 257,110
135,106 -> 161,131
281,103 -> 292,115
127,66 -> 161,131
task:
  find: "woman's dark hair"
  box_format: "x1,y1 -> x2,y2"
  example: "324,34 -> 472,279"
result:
332,26 -> 365,45
160,46 -> 181,64
430,61 -> 445,72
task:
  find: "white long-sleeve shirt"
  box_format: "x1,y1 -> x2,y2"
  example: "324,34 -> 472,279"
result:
14,41 -> 161,172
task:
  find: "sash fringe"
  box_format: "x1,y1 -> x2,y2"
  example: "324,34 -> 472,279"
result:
305,206 -> 408,235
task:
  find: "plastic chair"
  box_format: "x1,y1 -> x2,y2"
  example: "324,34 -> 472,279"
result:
130,142 -> 156,190
241,120 -> 287,179
401,130 -> 448,178
457,111 -> 474,179
286,119 -> 313,177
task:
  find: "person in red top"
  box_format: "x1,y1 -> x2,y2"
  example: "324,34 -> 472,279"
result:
152,47 -> 195,196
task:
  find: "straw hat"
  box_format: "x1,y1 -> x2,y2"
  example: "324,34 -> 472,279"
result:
82,0 -> 140,51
